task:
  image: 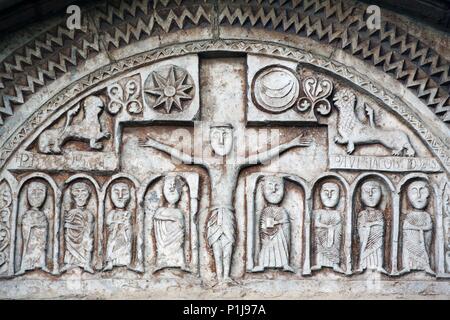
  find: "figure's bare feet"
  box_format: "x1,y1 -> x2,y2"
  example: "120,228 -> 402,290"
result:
283,265 -> 295,273
84,266 -> 95,274
425,268 -> 436,276
252,266 -> 264,272
181,265 -> 191,273
103,262 -> 113,272
377,267 -> 389,275
222,277 -> 239,286
333,265 -> 345,274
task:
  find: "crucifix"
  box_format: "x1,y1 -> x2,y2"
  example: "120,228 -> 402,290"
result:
137,54 -> 313,285
140,124 -> 311,283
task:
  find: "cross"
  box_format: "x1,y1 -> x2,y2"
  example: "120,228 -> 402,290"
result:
139,58 -> 313,284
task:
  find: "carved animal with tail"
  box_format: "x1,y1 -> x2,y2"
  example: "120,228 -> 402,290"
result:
332,89 -> 415,157
38,96 -> 111,154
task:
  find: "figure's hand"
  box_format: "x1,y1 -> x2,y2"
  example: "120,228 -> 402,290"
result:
290,134 -> 313,147
139,135 -> 157,147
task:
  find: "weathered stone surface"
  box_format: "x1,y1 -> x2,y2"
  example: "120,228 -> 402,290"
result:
0,0 -> 449,299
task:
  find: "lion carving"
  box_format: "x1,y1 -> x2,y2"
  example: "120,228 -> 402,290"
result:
332,89 -> 415,157
38,95 -> 111,154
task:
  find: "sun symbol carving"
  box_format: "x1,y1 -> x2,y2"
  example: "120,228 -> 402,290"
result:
144,65 -> 195,114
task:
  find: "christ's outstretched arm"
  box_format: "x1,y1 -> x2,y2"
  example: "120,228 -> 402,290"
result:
139,136 -> 199,164
242,134 -> 312,167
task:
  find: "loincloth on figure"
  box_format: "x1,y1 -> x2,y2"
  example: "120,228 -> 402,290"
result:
206,207 -> 236,248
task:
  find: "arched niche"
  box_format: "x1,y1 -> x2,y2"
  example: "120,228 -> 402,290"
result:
245,172 -> 311,276
396,173 -> 437,276
310,173 -> 351,275
14,173 -> 60,275
139,172 -> 199,276
350,173 -> 396,275
59,174 -> 101,274
100,173 -> 141,273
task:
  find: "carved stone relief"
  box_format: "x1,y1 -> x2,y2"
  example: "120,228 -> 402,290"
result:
247,173 -> 308,275
143,173 -> 199,275
444,183 -> 450,273
312,181 -> 344,273
333,89 -> 415,157
38,95 -> 111,155
60,179 -> 98,273
144,65 -> 195,114
352,177 -> 393,274
103,178 -> 138,271
0,181 -> 11,275
0,7 -> 449,297
14,175 -> 58,275
399,179 -> 435,275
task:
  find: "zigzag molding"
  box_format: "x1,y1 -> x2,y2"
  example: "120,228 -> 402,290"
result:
0,0 -> 449,126
218,1 -> 450,124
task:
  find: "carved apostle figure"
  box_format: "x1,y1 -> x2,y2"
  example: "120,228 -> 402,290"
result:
62,182 -> 94,273
18,182 -> 49,274
401,181 -> 435,275
141,123 -> 311,283
104,182 -> 132,271
311,182 -> 344,273
253,176 -> 293,272
357,181 -> 386,273
153,176 -> 187,271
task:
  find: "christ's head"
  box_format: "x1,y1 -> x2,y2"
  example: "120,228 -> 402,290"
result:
210,123 -> 234,156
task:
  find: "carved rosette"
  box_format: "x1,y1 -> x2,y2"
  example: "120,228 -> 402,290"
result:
144,65 -> 195,114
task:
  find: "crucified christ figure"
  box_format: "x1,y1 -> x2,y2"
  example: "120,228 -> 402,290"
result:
140,123 -> 312,284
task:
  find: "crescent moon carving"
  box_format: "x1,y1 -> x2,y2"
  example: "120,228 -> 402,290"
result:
252,66 -> 300,113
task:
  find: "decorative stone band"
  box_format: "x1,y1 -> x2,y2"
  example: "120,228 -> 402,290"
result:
330,155 -> 442,173
0,40 -> 448,175
9,151 -> 119,174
